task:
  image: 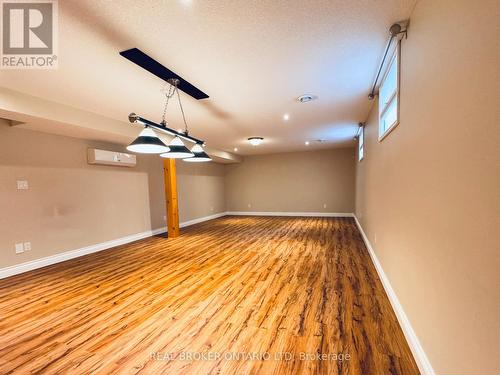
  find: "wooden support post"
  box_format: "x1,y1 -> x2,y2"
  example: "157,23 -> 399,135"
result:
163,159 -> 180,238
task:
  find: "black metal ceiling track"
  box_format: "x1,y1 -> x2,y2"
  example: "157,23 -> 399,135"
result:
119,48 -> 209,100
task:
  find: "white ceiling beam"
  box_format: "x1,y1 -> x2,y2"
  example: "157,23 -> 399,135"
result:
0,87 -> 242,163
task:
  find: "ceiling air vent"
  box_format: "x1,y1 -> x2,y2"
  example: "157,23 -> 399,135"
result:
297,94 -> 317,103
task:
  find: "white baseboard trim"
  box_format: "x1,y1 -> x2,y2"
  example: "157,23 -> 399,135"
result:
0,228 -> 165,280
180,212 -> 227,228
0,212 -> 227,280
353,215 -> 435,375
226,211 -> 354,217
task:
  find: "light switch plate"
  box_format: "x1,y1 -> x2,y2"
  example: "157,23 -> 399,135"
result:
15,243 -> 24,254
24,242 -> 31,251
17,180 -> 29,190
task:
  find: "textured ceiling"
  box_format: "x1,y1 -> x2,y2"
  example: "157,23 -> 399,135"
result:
0,0 -> 417,155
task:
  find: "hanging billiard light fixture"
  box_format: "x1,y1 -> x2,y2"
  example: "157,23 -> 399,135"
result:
184,151 -> 212,162
127,78 -> 210,162
184,143 -> 212,162
161,136 -> 194,159
126,127 -> 170,154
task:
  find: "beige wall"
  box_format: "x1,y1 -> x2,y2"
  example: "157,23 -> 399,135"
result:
0,121 -> 225,268
0,123 -> 348,271
355,0 -> 500,374
225,148 -> 355,213
177,161 -> 225,222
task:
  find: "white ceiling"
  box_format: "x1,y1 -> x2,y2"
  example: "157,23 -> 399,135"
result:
0,0 -> 416,155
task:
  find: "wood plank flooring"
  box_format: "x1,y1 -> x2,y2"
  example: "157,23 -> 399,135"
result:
0,216 -> 419,374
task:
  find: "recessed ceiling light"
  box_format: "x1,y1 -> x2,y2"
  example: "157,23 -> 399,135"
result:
233,147 -> 238,152
283,113 -> 290,121
297,94 -> 318,103
305,141 -> 310,146
248,137 -> 264,146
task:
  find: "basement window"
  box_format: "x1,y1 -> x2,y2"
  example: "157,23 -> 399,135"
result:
358,126 -> 364,161
379,42 -> 400,140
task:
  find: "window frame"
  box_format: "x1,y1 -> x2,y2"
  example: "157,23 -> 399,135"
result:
358,125 -> 364,161
378,41 -> 401,141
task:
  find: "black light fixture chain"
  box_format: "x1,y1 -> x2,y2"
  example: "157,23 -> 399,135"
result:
161,84 -> 175,125
175,85 -> 189,135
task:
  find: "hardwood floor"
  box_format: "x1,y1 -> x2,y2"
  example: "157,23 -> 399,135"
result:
0,216 -> 419,374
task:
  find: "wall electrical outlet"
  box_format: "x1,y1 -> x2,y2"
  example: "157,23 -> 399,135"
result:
23,242 -> 31,251
17,180 -> 29,190
247,203 -> 252,208
15,243 -> 24,254
323,203 -> 327,209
